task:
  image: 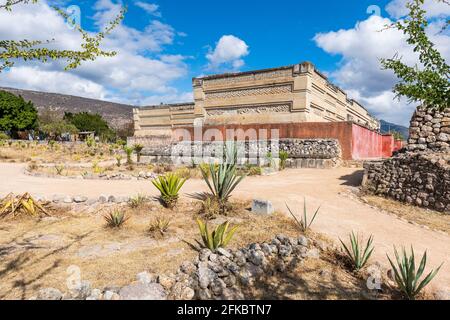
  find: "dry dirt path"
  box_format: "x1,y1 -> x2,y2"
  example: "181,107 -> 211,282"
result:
1,162 -> 449,295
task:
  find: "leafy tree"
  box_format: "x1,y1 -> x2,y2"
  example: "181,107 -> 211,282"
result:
381,0 -> 449,110
64,112 -> 114,139
40,120 -> 78,140
391,130 -> 405,141
0,90 -> 38,132
0,0 -> 125,72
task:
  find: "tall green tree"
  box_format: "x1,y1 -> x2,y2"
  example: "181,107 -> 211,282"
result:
381,0 -> 449,110
64,112 -> 114,138
0,90 -> 38,132
0,0 -> 125,72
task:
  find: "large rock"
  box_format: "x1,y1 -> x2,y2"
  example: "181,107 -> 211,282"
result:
251,199 -> 274,215
37,288 -> 63,300
198,266 -> 218,289
119,283 -> 167,300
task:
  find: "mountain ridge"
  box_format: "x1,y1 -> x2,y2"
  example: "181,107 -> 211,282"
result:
0,87 -> 134,129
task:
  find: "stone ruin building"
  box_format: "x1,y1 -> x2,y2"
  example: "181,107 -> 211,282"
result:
129,61 -> 400,165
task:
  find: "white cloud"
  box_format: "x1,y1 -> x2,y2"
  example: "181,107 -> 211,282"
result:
0,66 -> 107,99
135,1 -> 161,17
206,35 -> 249,71
314,11 -> 450,126
386,0 -> 450,18
0,0 -> 190,106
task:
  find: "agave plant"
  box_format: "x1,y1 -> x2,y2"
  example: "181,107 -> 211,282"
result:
148,216 -> 171,237
104,210 -> 129,228
123,146 -> 134,164
286,199 -> 320,233
128,194 -> 147,208
151,173 -> 187,208
387,246 -> 443,300
55,164 -> 65,175
115,154 -> 123,167
196,219 -> 238,251
200,145 -> 246,214
339,232 -> 374,272
0,193 -> 50,218
133,144 -> 144,163
279,151 -> 289,170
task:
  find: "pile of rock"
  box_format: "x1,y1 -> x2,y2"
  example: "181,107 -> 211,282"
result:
363,106 -> 450,213
34,234 -> 323,300
407,106 -> 449,152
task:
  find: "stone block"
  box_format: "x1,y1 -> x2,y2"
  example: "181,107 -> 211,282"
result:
251,199 -> 274,215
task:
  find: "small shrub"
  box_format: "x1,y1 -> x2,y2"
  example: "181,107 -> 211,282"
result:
285,199 -> 320,233
86,136 -> 95,148
27,161 -> 38,171
200,196 -> 222,219
339,232 -> 374,272
0,132 -> 9,141
174,167 -> 191,179
279,151 -> 289,170
387,246 -> 443,300
124,146 -> 134,164
92,160 -> 104,174
48,140 -> 56,150
129,194 -> 147,208
242,164 -> 262,176
115,154 -> 123,167
104,210 -> 129,228
153,163 -> 173,174
116,139 -> 127,148
151,173 -> 187,209
133,144 -> 144,163
148,216 -> 171,237
55,164 -> 65,176
196,219 -> 238,251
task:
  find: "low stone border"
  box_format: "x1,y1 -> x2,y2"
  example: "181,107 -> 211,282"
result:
33,194 -> 132,205
33,234 -> 329,300
25,170 -> 157,181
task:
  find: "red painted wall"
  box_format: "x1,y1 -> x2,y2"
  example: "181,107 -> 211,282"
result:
393,140 -> 405,152
173,122 -> 395,160
382,135 -> 395,159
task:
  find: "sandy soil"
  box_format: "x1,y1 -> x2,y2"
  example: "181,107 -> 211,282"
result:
0,162 -> 449,294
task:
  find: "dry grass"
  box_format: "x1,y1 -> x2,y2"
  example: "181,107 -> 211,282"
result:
360,194 -> 450,234
243,258 -> 392,300
0,197 -> 406,300
0,199 -> 301,299
0,143 -> 116,164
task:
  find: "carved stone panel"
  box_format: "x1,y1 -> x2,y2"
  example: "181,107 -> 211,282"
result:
205,84 -> 292,100
206,104 -> 291,116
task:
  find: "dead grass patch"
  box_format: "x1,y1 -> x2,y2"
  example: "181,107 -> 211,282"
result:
360,194 -> 450,234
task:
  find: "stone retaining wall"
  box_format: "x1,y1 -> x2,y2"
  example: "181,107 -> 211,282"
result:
407,106 -> 450,152
140,139 -> 342,169
363,152 -> 450,213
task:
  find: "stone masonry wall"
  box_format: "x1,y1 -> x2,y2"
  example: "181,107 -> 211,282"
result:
139,139 -> 342,168
407,106 -> 450,152
363,151 -> 450,213
364,105 -> 450,213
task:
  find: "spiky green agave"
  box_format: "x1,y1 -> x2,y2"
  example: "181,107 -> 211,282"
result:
339,232 -> 374,272
387,246 -> 443,300
196,219 -> 238,251
151,173 -> 187,208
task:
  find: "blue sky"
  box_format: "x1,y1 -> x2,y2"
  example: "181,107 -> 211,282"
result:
85,0 -> 394,93
0,0 -> 449,125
